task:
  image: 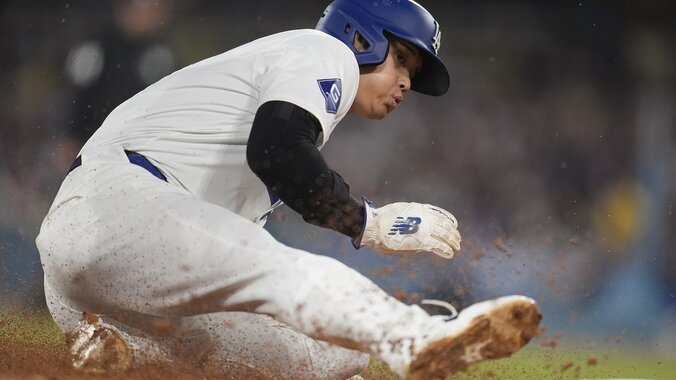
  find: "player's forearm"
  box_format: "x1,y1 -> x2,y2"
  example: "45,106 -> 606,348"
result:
247,101 -> 364,239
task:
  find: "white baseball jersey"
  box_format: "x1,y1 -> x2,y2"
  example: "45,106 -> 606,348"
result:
80,29 -> 359,223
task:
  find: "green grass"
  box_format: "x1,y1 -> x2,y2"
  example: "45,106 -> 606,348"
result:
364,346 -> 676,380
449,345 -> 676,380
363,345 -> 676,380
0,310 -> 64,348
2,311 -> 674,379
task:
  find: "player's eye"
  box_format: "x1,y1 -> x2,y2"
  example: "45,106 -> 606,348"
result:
395,50 -> 417,79
396,51 -> 406,65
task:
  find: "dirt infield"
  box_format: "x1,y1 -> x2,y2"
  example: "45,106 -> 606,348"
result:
0,310 -> 397,380
0,343 -> 395,380
0,311 -> 218,380
1,339 -> 365,380
0,337 -> 218,380
3,310 -> 674,380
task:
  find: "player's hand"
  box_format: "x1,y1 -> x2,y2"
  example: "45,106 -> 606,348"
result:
354,198 -> 461,259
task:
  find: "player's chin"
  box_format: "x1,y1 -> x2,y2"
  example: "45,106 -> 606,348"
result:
370,105 -> 391,120
359,103 -> 391,120
363,111 -> 387,120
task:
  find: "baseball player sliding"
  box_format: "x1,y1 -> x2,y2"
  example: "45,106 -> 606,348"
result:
36,0 -> 541,379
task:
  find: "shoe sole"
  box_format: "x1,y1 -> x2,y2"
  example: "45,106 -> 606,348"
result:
408,297 -> 541,380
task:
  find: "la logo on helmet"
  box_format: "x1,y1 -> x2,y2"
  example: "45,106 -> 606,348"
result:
432,21 -> 441,55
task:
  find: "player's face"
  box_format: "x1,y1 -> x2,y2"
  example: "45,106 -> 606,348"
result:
350,39 -> 422,120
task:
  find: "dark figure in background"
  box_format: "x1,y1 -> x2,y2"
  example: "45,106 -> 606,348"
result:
64,0 -> 176,145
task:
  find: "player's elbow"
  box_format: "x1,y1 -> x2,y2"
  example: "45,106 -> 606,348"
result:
245,140 -> 271,181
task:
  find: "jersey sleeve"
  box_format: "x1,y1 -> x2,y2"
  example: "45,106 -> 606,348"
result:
256,32 -> 359,147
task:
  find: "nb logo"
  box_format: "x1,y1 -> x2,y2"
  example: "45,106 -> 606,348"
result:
388,217 -> 422,235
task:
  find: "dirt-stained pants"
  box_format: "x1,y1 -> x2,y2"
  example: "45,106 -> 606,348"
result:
36,146 -> 436,379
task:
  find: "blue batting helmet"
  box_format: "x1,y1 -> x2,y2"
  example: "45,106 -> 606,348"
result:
316,0 -> 449,96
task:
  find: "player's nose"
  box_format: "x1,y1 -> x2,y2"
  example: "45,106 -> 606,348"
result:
398,72 -> 411,92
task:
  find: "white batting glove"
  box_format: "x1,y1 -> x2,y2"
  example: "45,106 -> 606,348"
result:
354,198 -> 461,259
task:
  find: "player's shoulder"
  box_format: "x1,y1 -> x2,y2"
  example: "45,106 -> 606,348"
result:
277,29 -> 345,46
266,29 -> 355,62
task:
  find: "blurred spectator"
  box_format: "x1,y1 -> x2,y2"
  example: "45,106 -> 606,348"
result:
63,0 -> 177,151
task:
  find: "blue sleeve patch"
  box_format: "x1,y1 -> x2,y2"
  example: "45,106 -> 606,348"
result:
317,78 -> 342,114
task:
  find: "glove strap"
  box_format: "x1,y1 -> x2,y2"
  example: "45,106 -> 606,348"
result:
351,196 -> 377,249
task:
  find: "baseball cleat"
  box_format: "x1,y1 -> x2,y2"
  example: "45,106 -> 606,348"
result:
65,312 -> 133,373
408,295 -> 541,380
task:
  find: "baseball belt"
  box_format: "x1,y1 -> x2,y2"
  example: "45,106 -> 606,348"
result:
68,150 -> 168,182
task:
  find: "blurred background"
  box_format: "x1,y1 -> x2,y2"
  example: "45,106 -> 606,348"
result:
1,0 -> 674,366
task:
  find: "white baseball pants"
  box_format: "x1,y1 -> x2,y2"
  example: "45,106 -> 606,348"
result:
37,146 -> 438,379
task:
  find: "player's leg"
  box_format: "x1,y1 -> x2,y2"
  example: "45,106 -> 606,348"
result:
143,311 -> 370,380
37,149 -> 539,378
37,152 -> 372,378
37,154 -> 432,347
46,282 -> 368,379
43,281 -> 173,372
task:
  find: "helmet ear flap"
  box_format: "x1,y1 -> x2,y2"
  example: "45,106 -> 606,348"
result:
316,1 -> 390,66
330,18 -> 369,53
337,21 -> 372,54
352,31 -> 371,53
316,0 -> 449,95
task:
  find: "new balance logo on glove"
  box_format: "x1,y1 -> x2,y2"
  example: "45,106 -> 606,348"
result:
357,197 -> 460,259
388,217 -> 422,235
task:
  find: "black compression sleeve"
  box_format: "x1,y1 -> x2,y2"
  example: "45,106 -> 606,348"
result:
246,101 -> 365,239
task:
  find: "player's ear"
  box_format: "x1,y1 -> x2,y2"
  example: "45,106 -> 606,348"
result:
352,31 -> 371,52
354,31 -> 380,75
